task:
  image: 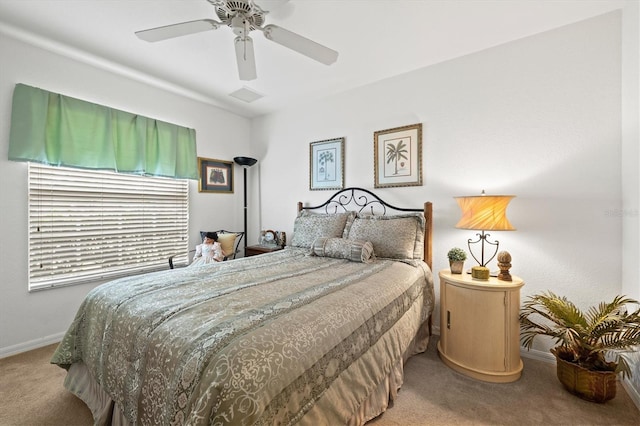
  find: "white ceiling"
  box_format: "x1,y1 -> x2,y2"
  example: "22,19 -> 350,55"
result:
0,0 -> 625,118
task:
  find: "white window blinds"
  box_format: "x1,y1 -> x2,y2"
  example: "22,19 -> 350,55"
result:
28,163 -> 188,291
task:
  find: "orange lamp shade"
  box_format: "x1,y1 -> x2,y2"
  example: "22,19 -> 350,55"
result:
455,195 -> 516,231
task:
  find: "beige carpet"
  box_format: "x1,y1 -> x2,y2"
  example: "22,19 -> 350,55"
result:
1,338 -> 638,426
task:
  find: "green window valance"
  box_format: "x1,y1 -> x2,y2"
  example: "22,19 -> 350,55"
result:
8,83 -> 198,180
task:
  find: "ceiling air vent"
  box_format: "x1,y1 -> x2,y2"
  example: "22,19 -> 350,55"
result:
229,87 -> 264,103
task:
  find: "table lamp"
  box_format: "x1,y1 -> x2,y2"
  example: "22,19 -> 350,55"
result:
454,190 -> 515,269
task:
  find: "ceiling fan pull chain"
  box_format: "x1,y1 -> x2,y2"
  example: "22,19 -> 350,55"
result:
243,18 -> 249,60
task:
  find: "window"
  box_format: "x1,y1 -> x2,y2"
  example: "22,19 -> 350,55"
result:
28,163 -> 188,291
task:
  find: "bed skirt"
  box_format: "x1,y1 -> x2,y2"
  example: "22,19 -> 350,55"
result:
63,319 -> 431,426
347,319 -> 431,425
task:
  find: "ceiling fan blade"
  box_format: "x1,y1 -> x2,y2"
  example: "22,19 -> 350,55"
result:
234,36 -> 257,81
261,24 -> 338,65
135,19 -> 220,42
253,0 -> 289,12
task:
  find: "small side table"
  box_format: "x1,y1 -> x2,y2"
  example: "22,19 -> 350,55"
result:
437,269 -> 524,383
245,244 -> 283,257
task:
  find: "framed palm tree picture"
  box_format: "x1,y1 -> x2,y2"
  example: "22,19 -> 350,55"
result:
310,137 -> 345,190
374,123 -> 423,188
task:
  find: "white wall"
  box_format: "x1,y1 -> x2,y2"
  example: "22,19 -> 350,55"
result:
622,2 -> 640,304
621,0 -> 640,400
252,9 -> 629,358
0,33 -> 251,356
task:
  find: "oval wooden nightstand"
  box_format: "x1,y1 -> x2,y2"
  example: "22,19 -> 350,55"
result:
437,269 -> 524,383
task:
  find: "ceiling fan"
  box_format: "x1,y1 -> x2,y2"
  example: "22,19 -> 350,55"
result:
135,0 -> 338,81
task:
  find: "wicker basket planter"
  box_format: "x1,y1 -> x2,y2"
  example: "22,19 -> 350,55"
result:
553,348 -> 617,403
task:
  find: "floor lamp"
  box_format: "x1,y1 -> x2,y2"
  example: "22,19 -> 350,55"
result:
233,156 -> 258,253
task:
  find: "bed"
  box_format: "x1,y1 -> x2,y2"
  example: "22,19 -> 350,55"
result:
51,187 -> 434,425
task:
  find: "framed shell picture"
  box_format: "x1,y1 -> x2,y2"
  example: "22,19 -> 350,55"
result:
309,137 -> 345,191
374,123 -> 423,188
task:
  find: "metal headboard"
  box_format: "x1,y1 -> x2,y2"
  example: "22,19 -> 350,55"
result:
297,187 -> 433,269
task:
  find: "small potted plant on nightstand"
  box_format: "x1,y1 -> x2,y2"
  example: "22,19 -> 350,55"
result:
447,247 -> 467,274
520,291 -> 640,403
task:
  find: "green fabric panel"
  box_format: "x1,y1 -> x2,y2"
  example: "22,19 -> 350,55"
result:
8,84 -> 198,179
8,84 -> 49,163
113,109 -> 145,172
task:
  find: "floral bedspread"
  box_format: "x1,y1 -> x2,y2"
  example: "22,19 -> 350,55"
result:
51,247 -> 434,425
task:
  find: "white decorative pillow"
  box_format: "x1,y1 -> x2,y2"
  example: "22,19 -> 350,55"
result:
311,237 -> 375,263
290,211 -> 356,248
346,213 -> 425,260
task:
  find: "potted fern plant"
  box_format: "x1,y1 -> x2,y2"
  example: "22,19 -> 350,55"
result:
447,247 -> 467,274
520,291 -> 640,403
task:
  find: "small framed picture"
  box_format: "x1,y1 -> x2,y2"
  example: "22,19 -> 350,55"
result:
310,137 -> 345,191
198,157 -> 234,193
374,123 -> 423,188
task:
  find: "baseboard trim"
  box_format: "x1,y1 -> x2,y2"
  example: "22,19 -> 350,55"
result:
0,333 -> 64,359
520,347 -> 556,364
622,377 -> 640,411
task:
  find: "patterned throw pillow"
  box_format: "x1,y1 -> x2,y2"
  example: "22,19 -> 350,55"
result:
290,211 -> 356,248
310,237 -> 375,263
346,213 -> 425,260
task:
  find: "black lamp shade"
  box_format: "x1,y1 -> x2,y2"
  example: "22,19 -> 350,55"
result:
234,157 -> 258,167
